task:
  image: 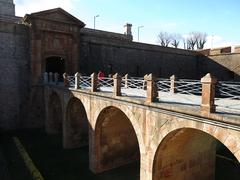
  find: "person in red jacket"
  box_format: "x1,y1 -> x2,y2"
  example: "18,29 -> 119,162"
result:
98,70 -> 105,80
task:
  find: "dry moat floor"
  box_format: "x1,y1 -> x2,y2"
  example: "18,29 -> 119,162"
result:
0,129 -> 139,180
0,129 -> 239,180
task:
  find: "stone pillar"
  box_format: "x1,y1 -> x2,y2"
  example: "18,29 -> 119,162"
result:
43,72 -> 48,84
144,74 -> 157,103
91,72 -> 98,92
201,73 -> 217,114
170,75 -> 177,93
49,72 -> 53,83
54,73 -> 59,84
113,73 -> 122,96
63,73 -> 68,87
124,74 -> 129,88
74,72 -> 80,89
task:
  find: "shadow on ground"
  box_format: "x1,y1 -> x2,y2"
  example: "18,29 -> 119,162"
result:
0,129 -> 139,180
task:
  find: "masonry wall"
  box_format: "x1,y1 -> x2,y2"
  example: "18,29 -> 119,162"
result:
0,20 -> 30,130
79,29 -> 201,79
203,53 -> 240,81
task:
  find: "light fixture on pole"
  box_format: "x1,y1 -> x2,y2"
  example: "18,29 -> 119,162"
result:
138,25 -> 144,42
94,14 -> 100,29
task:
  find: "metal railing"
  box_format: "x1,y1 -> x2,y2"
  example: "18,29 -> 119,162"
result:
126,78 -> 146,90
80,76 -> 91,88
175,79 -> 202,96
215,81 -> 240,112
98,77 -> 114,87
44,72 -> 240,113
68,76 -> 75,87
156,79 -> 170,92
216,81 -> 240,99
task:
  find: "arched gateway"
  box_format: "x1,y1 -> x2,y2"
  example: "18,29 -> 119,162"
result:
45,56 -> 65,80
23,8 -> 85,84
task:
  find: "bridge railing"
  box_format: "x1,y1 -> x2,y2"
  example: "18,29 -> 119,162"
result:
156,78 -> 170,92
43,72 -> 240,114
80,76 -> 91,88
215,81 -> 240,112
175,79 -> 202,95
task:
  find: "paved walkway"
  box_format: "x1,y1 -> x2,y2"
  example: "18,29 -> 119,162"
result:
84,86 -> 240,115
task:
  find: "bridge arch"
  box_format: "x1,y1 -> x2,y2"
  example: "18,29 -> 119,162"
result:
47,91 -> 63,134
94,106 -> 141,173
152,127 -> 240,180
64,97 -> 89,148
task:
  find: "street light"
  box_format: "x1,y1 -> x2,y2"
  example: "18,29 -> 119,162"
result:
138,25 -> 144,42
94,14 -> 100,29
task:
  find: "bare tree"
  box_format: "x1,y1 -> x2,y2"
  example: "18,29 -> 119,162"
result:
196,32 -> 207,49
171,34 -> 181,48
157,32 -> 172,47
185,32 -> 207,50
186,33 -> 197,50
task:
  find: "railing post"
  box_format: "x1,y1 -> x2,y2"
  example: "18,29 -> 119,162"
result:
43,72 -> 48,84
124,74 -> 129,88
143,74 -> 148,90
91,72 -> 98,92
54,73 -> 59,84
113,73 -> 122,96
74,72 -> 80,89
144,74 -> 157,103
49,72 -> 53,83
170,75 -> 177,93
63,73 -> 68,87
201,73 -> 217,114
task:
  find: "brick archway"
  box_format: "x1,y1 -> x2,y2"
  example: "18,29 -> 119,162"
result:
93,106 -> 140,174
63,97 -> 89,149
46,91 -> 63,134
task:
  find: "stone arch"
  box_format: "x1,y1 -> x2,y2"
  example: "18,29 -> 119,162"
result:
93,104 -> 146,155
152,127 -> 240,180
150,117 -> 240,162
64,97 -> 89,149
47,91 -> 63,134
94,106 -> 141,173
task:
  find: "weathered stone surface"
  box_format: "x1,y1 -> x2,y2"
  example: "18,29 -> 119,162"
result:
45,87 -> 240,180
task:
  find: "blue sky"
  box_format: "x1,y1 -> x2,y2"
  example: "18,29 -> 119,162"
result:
15,0 -> 240,49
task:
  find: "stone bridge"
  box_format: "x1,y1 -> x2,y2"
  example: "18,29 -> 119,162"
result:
43,73 -> 240,180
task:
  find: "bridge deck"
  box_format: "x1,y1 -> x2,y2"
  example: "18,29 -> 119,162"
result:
66,86 -> 240,125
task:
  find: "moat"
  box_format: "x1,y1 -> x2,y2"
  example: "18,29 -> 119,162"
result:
0,129 -> 239,180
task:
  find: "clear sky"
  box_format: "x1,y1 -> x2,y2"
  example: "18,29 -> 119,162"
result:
14,0 -> 240,49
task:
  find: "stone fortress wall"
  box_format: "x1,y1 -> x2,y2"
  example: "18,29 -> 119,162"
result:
0,0 -> 240,130
0,0 -> 30,130
79,28 -> 240,81
79,28 -> 201,79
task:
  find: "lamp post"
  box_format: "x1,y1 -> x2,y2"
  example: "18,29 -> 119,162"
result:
94,14 -> 100,29
138,25 -> 144,42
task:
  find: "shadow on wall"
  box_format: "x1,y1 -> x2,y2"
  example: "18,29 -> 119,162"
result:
198,55 -> 240,81
79,40 -> 240,81
46,90 -> 140,177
